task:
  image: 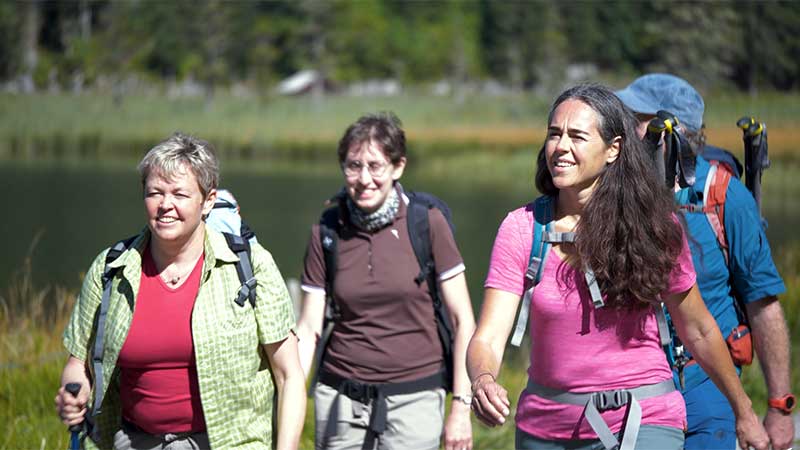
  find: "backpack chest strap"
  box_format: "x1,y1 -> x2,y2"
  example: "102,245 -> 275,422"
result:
542,230 -> 605,307
543,231 -> 575,243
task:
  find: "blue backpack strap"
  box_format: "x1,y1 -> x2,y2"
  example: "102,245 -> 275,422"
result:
406,191 -> 455,391
510,196 -> 553,347
222,232 -> 256,308
88,235 -> 136,440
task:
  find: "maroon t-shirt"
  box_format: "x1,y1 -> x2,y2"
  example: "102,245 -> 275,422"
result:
116,249 -> 206,434
302,192 -> 465,383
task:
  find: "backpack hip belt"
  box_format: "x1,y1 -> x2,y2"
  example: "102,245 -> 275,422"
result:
318,369 -> 447,435
525,378 -> 675,450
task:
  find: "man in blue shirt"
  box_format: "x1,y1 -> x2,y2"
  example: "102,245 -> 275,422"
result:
616,74 -> 794,450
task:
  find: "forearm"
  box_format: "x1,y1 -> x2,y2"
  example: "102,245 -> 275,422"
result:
451,313 -> 476,397
466,336 -> 503,384
295,322 -> 319,379
684,322 -> 754,415
466,288 -> 517,384
746,297 -> 792,397
274,372 -> 307,450
296,291 -> 326,379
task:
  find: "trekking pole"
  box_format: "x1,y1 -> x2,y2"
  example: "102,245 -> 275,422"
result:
737,116 -> 769,215
656,110 -> 695,189
64,382 -> 82,450
643,116 -> 668,185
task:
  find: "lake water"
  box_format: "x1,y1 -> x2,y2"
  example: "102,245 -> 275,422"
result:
2,158 -> 799,304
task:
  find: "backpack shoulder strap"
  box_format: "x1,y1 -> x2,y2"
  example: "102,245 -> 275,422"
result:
405,191 -> 455,391
319,207 -> 340,301
406,193 -> 436,287
309,206 -> 340,396
510,196 -> 554,347
89,235 -> 137,440
703,160 -> 733,265
222,232 -> 257,308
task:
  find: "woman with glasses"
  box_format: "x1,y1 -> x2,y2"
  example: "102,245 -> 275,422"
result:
296,112 -> 476,450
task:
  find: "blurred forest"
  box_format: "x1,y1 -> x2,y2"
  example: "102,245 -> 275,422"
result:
2,0 -> 799,99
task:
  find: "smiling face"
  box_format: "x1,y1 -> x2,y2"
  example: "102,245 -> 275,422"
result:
545,99 -> 620,194
144,164 -> 216,246
343,140 -> 406,214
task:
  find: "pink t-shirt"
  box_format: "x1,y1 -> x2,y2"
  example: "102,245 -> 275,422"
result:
485,203 -> 695,440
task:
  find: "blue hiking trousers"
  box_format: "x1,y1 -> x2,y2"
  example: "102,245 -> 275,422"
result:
684,376 -> 737,450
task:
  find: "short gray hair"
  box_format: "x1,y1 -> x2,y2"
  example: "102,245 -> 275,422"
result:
138,132 -> 219,197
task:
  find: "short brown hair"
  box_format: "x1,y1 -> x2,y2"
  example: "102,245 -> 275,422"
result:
337,112 -> 406,165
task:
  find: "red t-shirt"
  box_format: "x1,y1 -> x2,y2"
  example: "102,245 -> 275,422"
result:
116,249 -> 206,434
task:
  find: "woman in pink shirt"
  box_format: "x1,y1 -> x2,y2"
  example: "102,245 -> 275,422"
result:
467,84 -> 769,450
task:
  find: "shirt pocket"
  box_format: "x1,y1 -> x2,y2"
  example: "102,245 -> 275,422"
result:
204,267 -> 257,332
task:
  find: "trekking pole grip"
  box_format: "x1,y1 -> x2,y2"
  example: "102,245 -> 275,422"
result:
64,382 -> 82,432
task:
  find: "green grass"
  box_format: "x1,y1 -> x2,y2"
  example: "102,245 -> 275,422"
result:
2,239 -> 799,449
2,90 -> 799,164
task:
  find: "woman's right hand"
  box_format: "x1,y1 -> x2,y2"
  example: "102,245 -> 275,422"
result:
54,382 -> 89,427
470,373 -> 511,427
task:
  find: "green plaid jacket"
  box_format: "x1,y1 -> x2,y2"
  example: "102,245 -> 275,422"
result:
63,228 -> 295,449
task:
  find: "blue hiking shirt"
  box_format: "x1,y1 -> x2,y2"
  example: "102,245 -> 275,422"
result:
674,152 -> 785,392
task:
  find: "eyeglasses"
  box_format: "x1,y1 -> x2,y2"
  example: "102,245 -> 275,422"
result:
342,160 -> 390,178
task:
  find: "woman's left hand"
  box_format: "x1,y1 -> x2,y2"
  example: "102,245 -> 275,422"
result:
443,401 -> 473,450
735,407 -> 770,450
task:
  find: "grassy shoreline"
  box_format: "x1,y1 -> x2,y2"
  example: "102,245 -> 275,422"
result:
2,91 -> 799,164
2,242 -> 798,449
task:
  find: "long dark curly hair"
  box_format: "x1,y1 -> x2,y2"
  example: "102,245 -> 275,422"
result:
535,84 -> 684,309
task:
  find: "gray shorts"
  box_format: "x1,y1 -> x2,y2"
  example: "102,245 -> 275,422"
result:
515,424 -> 684,450
314,382 -> 445,450
112,420 -> 210,450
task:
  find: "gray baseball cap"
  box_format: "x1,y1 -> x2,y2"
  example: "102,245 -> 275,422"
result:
615,73 -> 704,131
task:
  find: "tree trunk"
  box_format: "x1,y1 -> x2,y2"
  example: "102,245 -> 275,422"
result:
79,0 -> 92,41
20,0 -> 41,93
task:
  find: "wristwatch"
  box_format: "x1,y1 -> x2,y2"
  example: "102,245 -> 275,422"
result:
768,394 -> 796,414
452,394 -> 473,406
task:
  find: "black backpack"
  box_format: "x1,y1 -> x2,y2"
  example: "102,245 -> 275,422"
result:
309,190 -> 456,393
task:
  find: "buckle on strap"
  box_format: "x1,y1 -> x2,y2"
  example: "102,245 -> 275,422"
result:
592,389 -> 632,411
234,277 -> 257,307
341,380 -> 377,404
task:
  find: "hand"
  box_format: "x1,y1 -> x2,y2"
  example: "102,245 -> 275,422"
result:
763,408 -> 795,450
471,374 -> 510,427
54,383 -> 89,427
443,401 -> 473,450
735,408 -> 770,450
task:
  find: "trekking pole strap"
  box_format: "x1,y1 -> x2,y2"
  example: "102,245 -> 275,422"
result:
525,378 -> 675,450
